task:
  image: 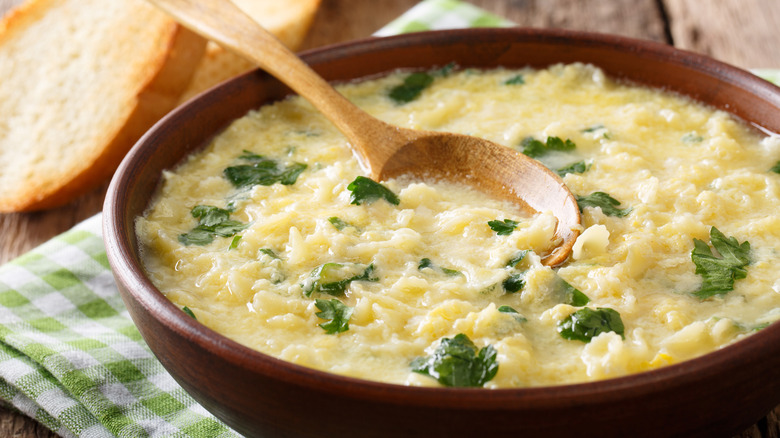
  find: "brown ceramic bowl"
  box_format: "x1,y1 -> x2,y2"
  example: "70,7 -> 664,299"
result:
104,28 -> 780,438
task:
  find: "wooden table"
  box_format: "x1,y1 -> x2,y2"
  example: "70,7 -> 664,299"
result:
1,0 -> 778,436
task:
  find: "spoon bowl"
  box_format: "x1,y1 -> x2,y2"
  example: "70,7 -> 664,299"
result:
148,0 -> 580,266
375,129 -> 580,265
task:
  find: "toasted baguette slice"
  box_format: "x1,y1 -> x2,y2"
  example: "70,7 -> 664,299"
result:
0,0 -> 206,212
177,0 -> 321,103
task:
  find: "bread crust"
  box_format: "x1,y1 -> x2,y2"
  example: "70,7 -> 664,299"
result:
0,0 -> 206,212
177,0 -> 321,103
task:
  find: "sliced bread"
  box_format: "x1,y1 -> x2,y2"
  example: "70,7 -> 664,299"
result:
177,0 -> 321,103
0,0 -> 206,212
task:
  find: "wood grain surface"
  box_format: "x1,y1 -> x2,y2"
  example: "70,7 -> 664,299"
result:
0,0 -> 779,436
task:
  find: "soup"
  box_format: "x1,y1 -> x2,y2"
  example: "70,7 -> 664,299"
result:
136,63 -> 780,388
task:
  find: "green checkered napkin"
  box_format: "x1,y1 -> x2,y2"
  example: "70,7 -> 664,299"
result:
0,1 -> 512,437
0,216 -> 233,437
374,0 -> 513,36
753,69 -> 780,85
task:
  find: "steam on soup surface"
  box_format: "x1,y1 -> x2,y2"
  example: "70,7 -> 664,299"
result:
136,64 -> 780,388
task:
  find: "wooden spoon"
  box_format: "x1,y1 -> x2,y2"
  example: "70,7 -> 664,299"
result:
149,0 -> 581,266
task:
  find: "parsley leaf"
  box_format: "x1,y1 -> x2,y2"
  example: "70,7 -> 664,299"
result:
347,176 -> 400,205
191,205 -> 231,226
682,132 -> 704,143
328,216 -> 351,230
176,228 -> 215,246
418,258 -> 461,277
691,227 -> 751,299
224,162 -> 306,188
417,258 -> 434,270
520,136 -> 576,158
558,278 -> 590,306
503,273 -> 526,293
279,164 -> 307,184
211,221 -> 246,236
558,307 -> 625,343
432,62 -> 456,77
521,138 -> 547,158
752,322 -> 770,332
576,192 -> 632,217
302,263 -> 378,297
228,235 -> 241,250
556,160 -> 590,177
488,219 -> 519,235
771,160 -> 780,174
504,74 -> 525,85
223,151 -> 306,188
506,250 -> 529,268
238,150 -> 266,161
389,72 -> 434,103
182,306 -> 197,320
411,333 -> 498,387
259,248 -> 279,259
582,124 -> 605,133
546,136 -> 576,152
314,299 -> 353,334
497,305 -> 527,322
582,124 -> 611,139
178,205 -> 247,246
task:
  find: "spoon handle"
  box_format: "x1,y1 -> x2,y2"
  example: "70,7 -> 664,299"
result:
148,0 -> 401,173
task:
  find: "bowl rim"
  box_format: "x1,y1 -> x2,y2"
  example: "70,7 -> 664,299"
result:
104,26 -> 780,409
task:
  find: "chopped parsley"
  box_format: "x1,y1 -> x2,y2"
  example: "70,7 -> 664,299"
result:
259,248 -> 279,259
771,160 -> 780,174
752,322 -> 770,332
228,235 -> 242,250
314,299 -> 354,334
520,136 -> 576,158
223,150 -> 306,188
503,273 -> 526,293
488,219 -> 519,235
581,124 -> 611,139
682,132 -> 704,143
411,333 -> 498,387
576,192 -> 632,217
558,278 -> 590,306
506,250 -> 529,268
181,306 -> 197,320
328,216 -> 351,230
556,160 -> 589,177
558,307 -> 625,343
178,205 -> 247,246
389,72 -> 434,103
302,263 -> 377,297
582,124 -> 605,133
417,258 -> 435,270
691,227 -> 751,299
347,176 -> 400,206
504,74 -> 525,85
432,62 -> 456,77
191,204 -> 231,226
418,258 -> 462,277
497,305 -> 527,322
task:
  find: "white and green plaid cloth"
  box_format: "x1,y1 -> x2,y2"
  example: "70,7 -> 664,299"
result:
374,0 -> 512,36
0,216 -> 231,437
0,1 -> 514,437
0,1 -> 778,436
